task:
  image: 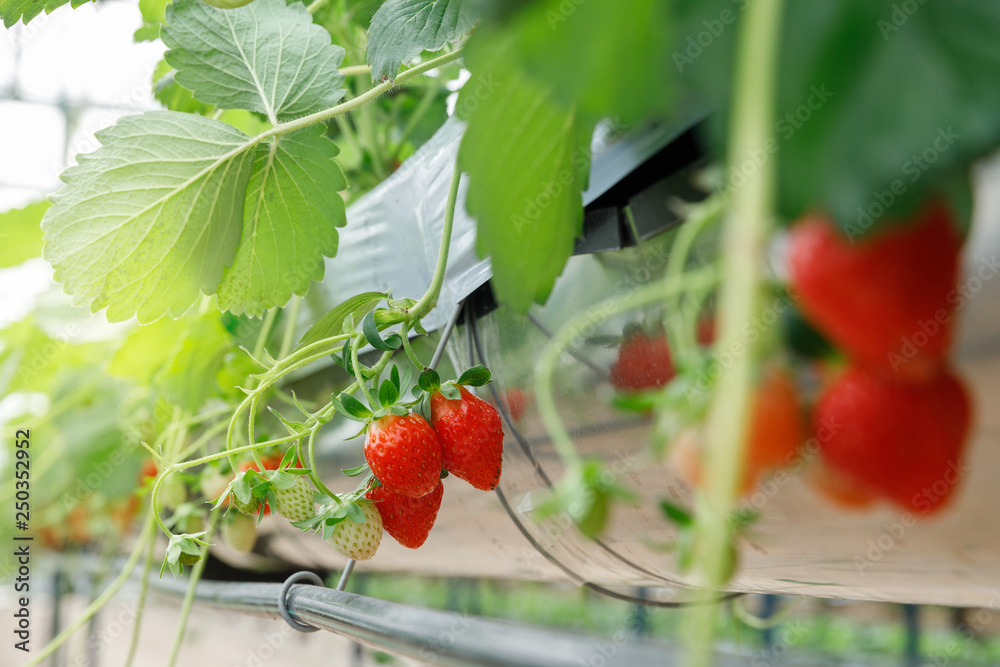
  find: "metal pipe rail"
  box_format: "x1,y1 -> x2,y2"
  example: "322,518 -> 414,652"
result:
153,577 -> 697,666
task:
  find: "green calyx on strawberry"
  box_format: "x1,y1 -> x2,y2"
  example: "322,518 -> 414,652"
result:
295,496 -> 383,560
334,362 -> 440,498
219,448 -> 315,523
162,532 -> 209,576
788,200 -> 962,380
332,363 -> 440,497
418,366 -> 504,492
812,364 -> 971,514
366,479 -> 444,549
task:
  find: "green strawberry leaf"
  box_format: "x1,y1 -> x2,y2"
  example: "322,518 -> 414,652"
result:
659,500 -> 694,528
344,501 -> 367,524
336,343 -> 355,375
232,474 -> 253,505
417,368 -> 441,393
216,126 -> 348,316
163,0 -> 346,123
389,365 -> 401,392
679,0 -> 1000,231
611,392 -> 657,414
41,111 -> 256,323
152,60 -> 213,115
0,0 -> 94,28
456,365 -> 491,387
457,33 -> 593,313
729,508 -> 760,532
366,0 -> 478,82
341,463 -> 370,477
269,470 -> 296,490
267,406 -> 306,432
108,317 -> 193,385
495,0 -> 673,124
378,379 -> 400,408
331,393 -> 373,421
297,292 -> 385,351
0,201 -> 47,268
397,366 -> 413,395
155,315 -> 232,412
279,446 -> 299,469
135,0 -> 167,42
362,311 -> 402,351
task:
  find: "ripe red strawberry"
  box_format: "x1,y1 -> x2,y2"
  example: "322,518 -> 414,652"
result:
366,481 -> 444,549
139,459 -> 158,484
743,367 -> 805,486
609,329 -> 674,391
430,386 -> 504,491
814,365 -> 971,514
787,202 -> 961,380
365,413 -> 443,497
696,315 -> 716,347
668,367 -> 804,492
807,460 -> 876,510
502,388 -> 529,423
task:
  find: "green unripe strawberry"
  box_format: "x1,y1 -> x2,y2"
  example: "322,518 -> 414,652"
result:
199,466 -> 230,503
178,551 -> 202,566
326,500 -> 383,560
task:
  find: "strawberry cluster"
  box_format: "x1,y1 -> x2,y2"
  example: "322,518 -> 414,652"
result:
612,199 -> 972,521
362,367 -> 504,550
789,201 -> 972,514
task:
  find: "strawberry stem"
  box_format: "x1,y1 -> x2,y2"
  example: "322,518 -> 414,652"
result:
167,510 -> 220,667
535,266 -> 720,473
683,0 -> 785,664
411,161 -> 462,320
400,322 -> 425,369
22,511 -> 156,667
351,334 -> 377,408
124,526 -> 156,667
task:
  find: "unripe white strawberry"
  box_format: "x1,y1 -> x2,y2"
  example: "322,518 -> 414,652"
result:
222,513 -> 258,552
326,500 -> 382,560
159,474 -> 187,511
199,466 -> 230,503
272,477 -> 315,523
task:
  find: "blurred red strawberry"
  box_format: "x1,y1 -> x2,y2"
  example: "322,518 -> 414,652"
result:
610,328 -> 674,392
814,365 -> 971,514
788,202 -> 961,380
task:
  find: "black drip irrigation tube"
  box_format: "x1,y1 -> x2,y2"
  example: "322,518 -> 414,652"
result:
151,575 -> 691,667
